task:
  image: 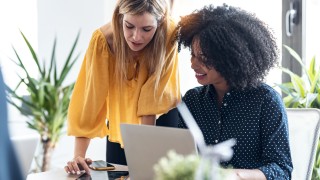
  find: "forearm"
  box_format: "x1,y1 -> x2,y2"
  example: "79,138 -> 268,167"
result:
141,115 -> 156,125
74,137 -> 91,158
234,169 -> 266,180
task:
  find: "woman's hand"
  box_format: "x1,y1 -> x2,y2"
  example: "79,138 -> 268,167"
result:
232,169 -> 267,180
64,156 -> 92,175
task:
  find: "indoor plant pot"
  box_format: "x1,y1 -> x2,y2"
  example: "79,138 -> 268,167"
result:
6,31 -> 80,172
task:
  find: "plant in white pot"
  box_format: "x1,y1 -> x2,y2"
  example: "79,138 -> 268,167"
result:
275,45 -> 320,179
6,31 -> 80,172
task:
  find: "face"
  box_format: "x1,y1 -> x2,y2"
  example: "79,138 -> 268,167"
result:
123,12 -> 158,52
191,38 -> 228,87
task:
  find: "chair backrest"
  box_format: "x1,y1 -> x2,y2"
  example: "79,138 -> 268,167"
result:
286,108 -> 320,180
11,135 -> 39,179
0,68 -> 24,180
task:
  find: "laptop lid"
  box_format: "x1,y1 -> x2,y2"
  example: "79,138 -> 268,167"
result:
120,124 -> 197,180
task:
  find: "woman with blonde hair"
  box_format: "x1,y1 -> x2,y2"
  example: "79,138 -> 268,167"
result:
65,0 -> 180,175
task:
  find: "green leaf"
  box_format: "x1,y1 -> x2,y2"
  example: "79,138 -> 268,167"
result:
19,30 -> 44,76
281,67 -> 306,98
306,93 -> 318,108
310,66 -> 320,94
283,45 -> 306,71
56,31 -> 80,87
48,38 -> 57,82
274,83 -> 294,96
308,56 -> 316,81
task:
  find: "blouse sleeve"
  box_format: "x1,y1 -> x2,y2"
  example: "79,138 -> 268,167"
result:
258,91 -> 293,179
67,30 -> 109,138
137,30 -> 181,116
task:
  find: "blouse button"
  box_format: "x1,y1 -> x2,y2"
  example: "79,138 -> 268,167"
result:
215,140 -> 218,143
224,103 -> 227,106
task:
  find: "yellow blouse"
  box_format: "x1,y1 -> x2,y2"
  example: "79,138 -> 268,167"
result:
67,21 -> 181,146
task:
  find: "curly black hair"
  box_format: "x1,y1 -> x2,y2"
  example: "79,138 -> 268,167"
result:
176,4 -> 279,90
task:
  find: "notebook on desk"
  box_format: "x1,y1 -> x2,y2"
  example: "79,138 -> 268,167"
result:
120,124 -> 197,180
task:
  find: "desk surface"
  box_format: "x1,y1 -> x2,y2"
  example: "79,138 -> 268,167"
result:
26,164 -> 129,180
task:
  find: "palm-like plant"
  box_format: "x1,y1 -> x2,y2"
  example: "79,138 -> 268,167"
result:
275,45 -> 320,179
6,31 -> 80,172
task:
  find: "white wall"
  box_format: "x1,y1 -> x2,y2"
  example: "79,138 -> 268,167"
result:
305,0 -> 320,66
0,0 -> 39,124
37,0 -> 116,85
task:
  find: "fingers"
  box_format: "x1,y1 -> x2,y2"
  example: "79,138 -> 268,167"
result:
64,157 -> 91,175
85,158 -> 93,164
64,165 -> 71,174
67,160 -> 80,175
78,158 -> 92,174
64,160 -> 75,174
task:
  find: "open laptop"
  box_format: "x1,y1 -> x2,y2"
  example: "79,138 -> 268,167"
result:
120,124 -> 197,180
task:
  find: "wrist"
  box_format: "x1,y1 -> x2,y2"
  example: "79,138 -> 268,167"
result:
141,115 -> 156,125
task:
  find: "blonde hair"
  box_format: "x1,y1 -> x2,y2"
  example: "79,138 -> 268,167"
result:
112,0 -> 170,89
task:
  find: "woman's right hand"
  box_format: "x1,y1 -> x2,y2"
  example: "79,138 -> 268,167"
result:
64,156 -> 93,175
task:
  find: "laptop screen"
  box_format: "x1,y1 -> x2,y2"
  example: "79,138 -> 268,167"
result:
120,124 -> 197,180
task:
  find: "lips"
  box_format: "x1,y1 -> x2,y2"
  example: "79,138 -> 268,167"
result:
131,41 -> 143,46
195,72 -> 206,82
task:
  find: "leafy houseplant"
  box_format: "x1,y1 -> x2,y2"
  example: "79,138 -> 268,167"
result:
275,45 -> 320,179
6,31 -> 80,172
153,150 -> 233,180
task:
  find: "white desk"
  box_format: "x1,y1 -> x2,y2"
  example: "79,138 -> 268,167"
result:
26,164 -> 129,180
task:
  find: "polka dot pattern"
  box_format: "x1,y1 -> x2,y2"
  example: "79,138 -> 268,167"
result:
178,83 -> 293,179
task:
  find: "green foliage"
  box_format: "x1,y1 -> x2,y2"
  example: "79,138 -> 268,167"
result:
314,142 -> 320,180
154,151 -> 232,180
6,31 -> 80,146
276,45 -> 320,108
275,45 -> 320,179
154,151 -> 201,180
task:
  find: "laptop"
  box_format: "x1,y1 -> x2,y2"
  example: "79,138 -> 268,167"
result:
120,124 -> 197,180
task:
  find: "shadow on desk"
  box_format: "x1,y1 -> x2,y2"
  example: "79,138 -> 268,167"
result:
26,164 -> 129,180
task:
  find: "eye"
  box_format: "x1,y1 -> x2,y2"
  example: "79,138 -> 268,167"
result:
143,27 -> 153,32
125,24 -> 134,29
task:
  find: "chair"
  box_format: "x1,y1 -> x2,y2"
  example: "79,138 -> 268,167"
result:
11,135 -> 39,179
0,68 -> 23,180
286,108 -> 320,180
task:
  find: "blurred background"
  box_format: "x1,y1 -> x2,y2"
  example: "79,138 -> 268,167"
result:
0,0 -> 319,177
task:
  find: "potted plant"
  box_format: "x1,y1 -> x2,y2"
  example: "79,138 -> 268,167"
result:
6,31 -> 80,172
153,150 -> 234,180
275,45 -> 320,179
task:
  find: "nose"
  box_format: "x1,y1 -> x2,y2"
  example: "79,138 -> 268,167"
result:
132,29 -> 141,41
191,57 -> 199,70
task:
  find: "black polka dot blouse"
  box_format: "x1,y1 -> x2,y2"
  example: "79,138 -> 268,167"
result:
178,83 -> 293,180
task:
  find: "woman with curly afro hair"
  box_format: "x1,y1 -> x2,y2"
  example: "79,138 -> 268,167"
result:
176,4 -> 293,180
